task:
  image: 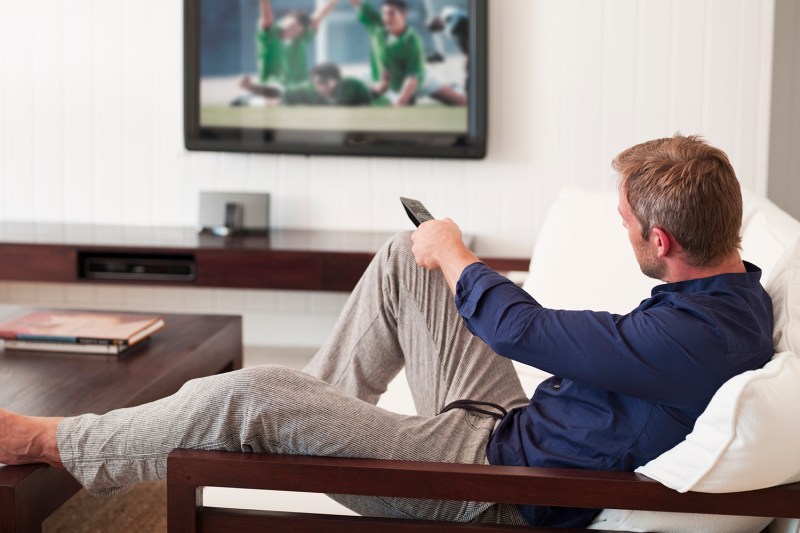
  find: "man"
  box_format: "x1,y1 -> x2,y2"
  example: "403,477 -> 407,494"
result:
242,63 -> 377,106
426,4 -> 471,94
256,0 -> 339,87
348,0 -> 467,106
427,5 -> 469,57
0,136 -> 773,528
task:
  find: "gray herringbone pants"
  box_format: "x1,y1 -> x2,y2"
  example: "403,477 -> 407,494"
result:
57,232 -> 530,524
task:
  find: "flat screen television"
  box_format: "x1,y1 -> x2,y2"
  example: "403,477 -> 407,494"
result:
184,0 -> 487,159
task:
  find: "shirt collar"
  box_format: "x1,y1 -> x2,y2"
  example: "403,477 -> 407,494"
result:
650,261 -> 763,297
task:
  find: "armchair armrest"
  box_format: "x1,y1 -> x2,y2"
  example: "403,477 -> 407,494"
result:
167,450 -> 800,532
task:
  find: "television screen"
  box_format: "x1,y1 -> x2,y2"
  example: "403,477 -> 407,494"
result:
184,0 -> 487,158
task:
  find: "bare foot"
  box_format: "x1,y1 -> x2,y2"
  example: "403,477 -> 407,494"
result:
0,409 -> 64,467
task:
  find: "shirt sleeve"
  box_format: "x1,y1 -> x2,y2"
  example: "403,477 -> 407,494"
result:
256,26 -> 285,84
455,263 -> 727,407
404,32 -> 426,82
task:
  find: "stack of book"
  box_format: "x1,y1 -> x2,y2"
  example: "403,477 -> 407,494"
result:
0,310 -> 165,355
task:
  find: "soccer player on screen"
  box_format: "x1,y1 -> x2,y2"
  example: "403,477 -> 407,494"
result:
427,6 -> 469,56
242,63 -> 381,107
427,5 -> 470,92
256,0 -> 340,87
347,0 -> 467,107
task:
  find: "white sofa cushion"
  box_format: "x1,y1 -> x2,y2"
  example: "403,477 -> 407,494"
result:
768,237 -> 800,353
741,211 -> 791,286
635,351 -> 800,492
522,187 -> 654,315
740,189 -> 800,287
588,508 -> 772,533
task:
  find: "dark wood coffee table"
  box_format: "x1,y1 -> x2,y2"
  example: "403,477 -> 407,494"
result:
0,309 -> 242,533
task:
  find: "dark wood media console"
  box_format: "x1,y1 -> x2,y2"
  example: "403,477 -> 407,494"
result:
0,224 -> 530,292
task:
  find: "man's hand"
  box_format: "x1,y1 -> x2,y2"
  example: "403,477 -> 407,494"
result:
311,0 -> 340,31
371,70 -> 390,96
371,80 -> 389,96
411,219 -> 481,294
259,0 -> 275,30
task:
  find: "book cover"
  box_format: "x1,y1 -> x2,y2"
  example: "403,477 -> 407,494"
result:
0,310 -> 165,348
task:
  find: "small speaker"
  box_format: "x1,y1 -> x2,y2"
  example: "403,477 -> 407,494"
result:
199,192 -> 270,236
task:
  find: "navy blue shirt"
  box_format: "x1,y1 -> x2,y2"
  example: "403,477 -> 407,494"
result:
455,262 -> 773,528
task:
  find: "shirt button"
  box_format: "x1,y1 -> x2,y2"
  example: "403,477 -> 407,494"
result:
553,384 -> 561,390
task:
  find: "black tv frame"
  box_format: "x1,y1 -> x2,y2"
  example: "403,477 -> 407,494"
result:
183,0 -> 488,159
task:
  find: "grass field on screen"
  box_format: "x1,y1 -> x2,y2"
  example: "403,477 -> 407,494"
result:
200,105 -> 468,133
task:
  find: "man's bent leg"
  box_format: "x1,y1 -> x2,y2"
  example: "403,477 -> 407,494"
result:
303,233 -> 408,405
56,364 -> 505,522
305,232 -> 527,416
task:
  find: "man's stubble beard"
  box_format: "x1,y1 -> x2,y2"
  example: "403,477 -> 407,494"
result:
635,238 -> 667,281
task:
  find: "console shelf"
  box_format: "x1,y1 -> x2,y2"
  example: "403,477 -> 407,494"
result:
0,224 -> 529,292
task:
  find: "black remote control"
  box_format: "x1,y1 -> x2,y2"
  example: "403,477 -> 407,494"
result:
400,197 -> 435,227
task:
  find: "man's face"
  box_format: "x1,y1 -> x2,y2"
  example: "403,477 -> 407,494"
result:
618,185 -> 666,280
313,75 -> 339,99
279,15 -> 304,41
382,5 -> 407,36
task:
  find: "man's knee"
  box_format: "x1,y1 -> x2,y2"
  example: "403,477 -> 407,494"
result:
178,365 -> 301,404
226,365 -> 306,393
384,230 -> 416,268
387,230 -> 414,252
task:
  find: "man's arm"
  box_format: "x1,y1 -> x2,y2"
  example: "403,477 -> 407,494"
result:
411,219 -> 480,294
453,265 -> 735,408
311,0 -> 339,31
240,76 -> 283,99
349,0 -> 382,30
395,76 -> 418,107
371,69 -> 390,95
390,32 -> 426,103
413,220 -> 737,408
259,0 -> 275,30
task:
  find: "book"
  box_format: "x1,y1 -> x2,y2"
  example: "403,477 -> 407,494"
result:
2,339 -> 149,355
0,310 -> 165,355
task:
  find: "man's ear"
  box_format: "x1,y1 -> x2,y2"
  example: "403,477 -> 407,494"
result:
649,227 -> 672,258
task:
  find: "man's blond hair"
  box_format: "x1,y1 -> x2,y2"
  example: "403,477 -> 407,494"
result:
613,134 -> 742,268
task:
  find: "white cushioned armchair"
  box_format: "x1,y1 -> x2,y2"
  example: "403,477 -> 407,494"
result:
170,187 -> 800,533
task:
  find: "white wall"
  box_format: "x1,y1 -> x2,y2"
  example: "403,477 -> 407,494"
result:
0,0 -> 778,347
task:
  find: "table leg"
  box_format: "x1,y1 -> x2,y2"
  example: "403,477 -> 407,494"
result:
0,466 -> 81,533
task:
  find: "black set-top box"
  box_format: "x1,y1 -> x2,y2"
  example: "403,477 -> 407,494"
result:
79,252 -> 197,282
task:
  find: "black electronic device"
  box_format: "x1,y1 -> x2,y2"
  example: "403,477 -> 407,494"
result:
79,253 -> 197,282
400,197 -> 435,227
184,0 -> 487,159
